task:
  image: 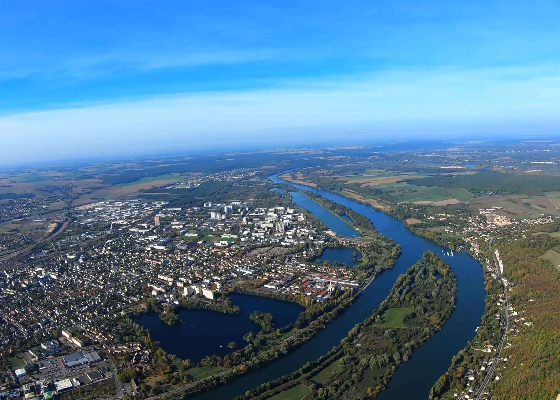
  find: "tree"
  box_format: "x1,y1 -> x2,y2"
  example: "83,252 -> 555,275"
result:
118,369 -> 134,383
243,331 -> 254,343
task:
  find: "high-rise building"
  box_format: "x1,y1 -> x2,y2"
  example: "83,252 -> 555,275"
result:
154,216 -> 160,226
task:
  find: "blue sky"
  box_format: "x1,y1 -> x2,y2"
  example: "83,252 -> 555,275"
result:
1,0 -> 560,163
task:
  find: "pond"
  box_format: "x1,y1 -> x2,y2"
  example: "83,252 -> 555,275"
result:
314,247 -> 362,267
133,293 -> 303,363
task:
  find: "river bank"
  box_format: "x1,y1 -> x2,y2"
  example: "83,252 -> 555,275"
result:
189,175 -> 484,399
245,251 -> 457,399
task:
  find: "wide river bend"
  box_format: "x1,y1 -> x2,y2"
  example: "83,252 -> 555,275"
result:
195,174 -> 486,399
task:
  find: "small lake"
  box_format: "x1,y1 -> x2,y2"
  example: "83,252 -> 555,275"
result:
314,247 -> 361,267
133,294 -> 303,363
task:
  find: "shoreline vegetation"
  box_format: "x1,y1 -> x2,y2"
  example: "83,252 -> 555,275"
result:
276,171 -> 467,251
432,234 -> 560,399
293,190 -> 402,282
122,179 -> 462,398
123,283 -> 371,397
238,251 -> 456,399
274,171 -> 502,398
279,168 -> 560,398
125,239 -> 401,397
300,190 -> 378,235
137,295 -> 242,327
174,288 -> 363,398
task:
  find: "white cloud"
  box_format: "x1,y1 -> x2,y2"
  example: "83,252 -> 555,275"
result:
1,65 -> 560,164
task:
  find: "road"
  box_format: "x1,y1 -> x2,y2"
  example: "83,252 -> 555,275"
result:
0,217 -> 71,269
146,371 -> 228,400
106,357 -> 124,400
474,241 -> 509,399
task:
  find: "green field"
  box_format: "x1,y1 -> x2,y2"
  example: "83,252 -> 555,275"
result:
117,174 -> 183,187
200,235 -> 238,243
383,185 -> 473,204
446,188 -> 474,202
311,358 -> 345,384
202,235 -> 215,242
392,186 -> 451,203
540,249 -> 560,272
377,182 -> 418,191
269,384 -> 311,400
378,307 -> 413,328
186,366 -> 224,380
8,354 -> 28,368
334,171 -> 474,204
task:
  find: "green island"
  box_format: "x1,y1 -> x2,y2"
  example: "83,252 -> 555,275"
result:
242,251 -> 456,399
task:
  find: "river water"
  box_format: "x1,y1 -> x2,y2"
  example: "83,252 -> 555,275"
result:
289,191 -> 359,238
195,174 -> 485,399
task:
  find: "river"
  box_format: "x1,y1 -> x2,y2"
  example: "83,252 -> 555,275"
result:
195,174 -> 485,399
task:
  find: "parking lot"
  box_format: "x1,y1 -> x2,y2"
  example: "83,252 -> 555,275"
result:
31,349 -> 112,385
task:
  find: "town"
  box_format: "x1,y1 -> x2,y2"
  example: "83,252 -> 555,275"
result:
2,143 -> 560,400
0,173 -> 378,399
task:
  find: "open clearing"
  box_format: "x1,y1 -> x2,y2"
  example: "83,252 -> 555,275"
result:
334,170 -> 425,187
469,192 -> 560,218
49,201 -> 68,210
446,188 -> 474,202
187,366 -> 224,379
341,189 -> 390,211
116,174 -> 183,187
540,249 -> 560,272
346,174 -> 422,187
394,186 -> 453,203
278,173 -> 317,188
405,218 -> 422,225
8,354 -> 28,368
431,198 -> 462,206
312,358 -> 346,384
72,178 -> 183,206
377,307 -> 413,328
353,179 -> 472,205
269,384 -> 312,400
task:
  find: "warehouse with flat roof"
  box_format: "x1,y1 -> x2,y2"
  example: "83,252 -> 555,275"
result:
63,351 -> 88,368
54,379 -> 73,392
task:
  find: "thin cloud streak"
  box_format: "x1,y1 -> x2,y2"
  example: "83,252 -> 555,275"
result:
1,65 -> 560,163
1,48 -> 292,81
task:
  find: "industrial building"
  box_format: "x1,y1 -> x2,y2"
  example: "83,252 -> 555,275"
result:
62,351 -> 88,368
